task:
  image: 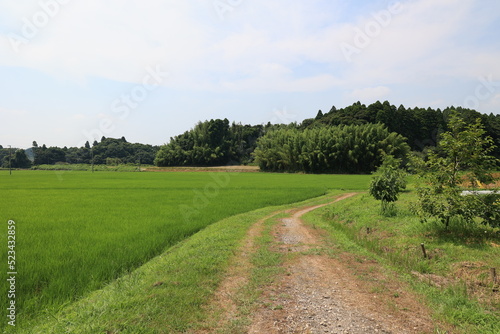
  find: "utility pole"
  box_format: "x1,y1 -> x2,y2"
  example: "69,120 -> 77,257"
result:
91,146 -> 94,173
8,145 -> 12,175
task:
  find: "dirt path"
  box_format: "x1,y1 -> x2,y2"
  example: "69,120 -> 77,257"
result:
202,193 -> 441,334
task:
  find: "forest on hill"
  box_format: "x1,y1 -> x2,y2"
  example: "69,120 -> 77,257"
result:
2,101 -> 500,173
304,100 -> 500,156
0,137 -> 158,169
154,101 -> 500,172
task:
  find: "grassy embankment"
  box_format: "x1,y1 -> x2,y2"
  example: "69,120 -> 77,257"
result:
0,170 -> 369,332
303,189 -> 500,334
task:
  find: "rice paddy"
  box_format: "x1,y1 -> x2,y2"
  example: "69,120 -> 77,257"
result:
0,169 -> 369,327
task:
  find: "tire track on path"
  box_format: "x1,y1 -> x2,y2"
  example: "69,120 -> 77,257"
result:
197,193 -> 439,334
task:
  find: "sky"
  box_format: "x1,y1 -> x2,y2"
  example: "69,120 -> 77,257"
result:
0,0 -> 499,148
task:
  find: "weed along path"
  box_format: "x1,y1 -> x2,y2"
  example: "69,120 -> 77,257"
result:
202,193 -> 439,334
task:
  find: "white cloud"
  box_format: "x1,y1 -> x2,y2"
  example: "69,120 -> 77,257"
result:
1,1 -> 210,81
349,86 -> 391,101
338,0 -> 498,86
1,0 -> 497,93
1,0 -> 500,147
0,0 -> 353,93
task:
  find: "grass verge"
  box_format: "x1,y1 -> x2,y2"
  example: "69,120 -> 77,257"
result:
30,164 -> 146,172
217,212 -> 287,333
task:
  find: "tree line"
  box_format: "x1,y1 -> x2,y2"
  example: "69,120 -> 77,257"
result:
306,101 -> 500,156
154,101 -> 500,173
0,146 -> 32,169
3,101 -> 500,173
154,119 -> 267,167
0,137 -> 158,169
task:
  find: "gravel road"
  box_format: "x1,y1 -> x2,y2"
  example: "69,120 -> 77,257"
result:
248,194 -> 436,334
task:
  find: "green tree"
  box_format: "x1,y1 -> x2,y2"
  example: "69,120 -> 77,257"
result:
13,150 -> 32,168
33,144 -> 47,165
369,155 -> 407,215
412,112 -> 498,228
315,110 -> 324,120
155,119 -> 263,167
2,149 -> 31,168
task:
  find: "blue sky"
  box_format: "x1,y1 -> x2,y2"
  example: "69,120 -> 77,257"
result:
1,0 -> 499,148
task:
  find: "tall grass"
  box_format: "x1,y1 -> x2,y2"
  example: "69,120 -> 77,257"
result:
0,170 -> 369,328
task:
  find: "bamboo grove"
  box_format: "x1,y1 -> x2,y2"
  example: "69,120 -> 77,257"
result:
253,123 -> 409,174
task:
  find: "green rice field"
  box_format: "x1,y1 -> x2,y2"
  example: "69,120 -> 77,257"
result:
0,170 -> 370,327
